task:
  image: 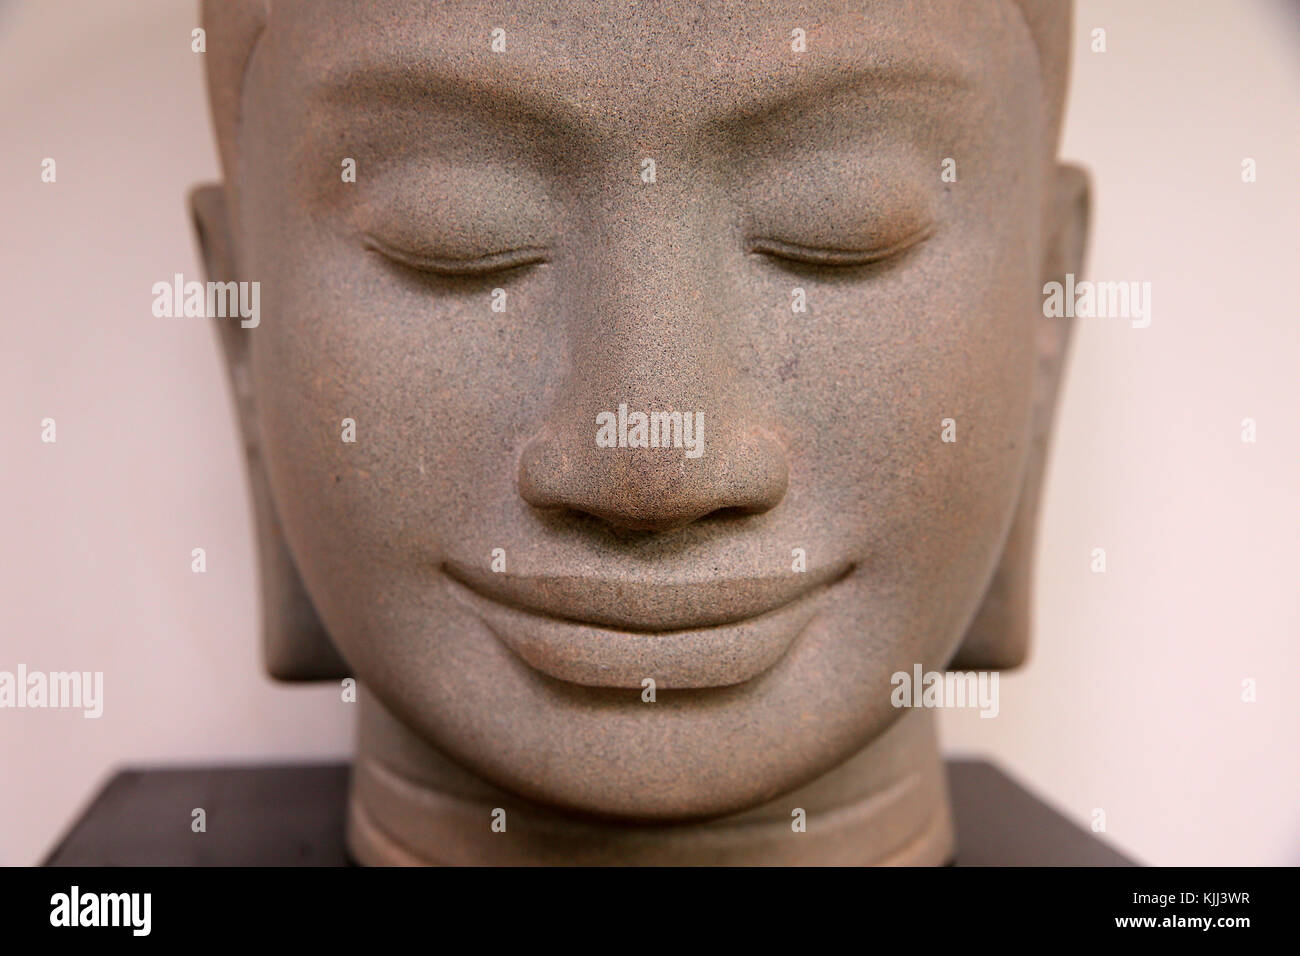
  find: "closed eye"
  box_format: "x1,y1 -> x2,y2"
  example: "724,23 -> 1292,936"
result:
363,233 -> 550,277
748,224 -> 935,268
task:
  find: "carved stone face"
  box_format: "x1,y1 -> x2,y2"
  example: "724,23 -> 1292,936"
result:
198,0 -> 1085,822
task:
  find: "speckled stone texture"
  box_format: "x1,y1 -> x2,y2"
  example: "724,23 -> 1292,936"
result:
194,0 -> 1088,864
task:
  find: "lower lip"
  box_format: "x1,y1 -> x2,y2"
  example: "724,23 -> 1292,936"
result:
442,570 -> 850,690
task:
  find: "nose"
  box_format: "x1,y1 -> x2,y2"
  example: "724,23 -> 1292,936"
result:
516,208 -> 788,533
518,413 -> 789,533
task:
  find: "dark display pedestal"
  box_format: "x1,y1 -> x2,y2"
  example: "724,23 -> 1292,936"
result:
42,759 -> 1135,866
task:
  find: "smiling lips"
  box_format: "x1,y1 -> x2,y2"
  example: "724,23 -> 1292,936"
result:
441,559 -> 854,689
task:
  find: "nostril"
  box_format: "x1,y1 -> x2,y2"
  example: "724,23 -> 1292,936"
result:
591,510 -> 698,534
531,504 -> 688,539
535,495 -> 780,537
581,498 -> 727,534
702,504 -> 771,523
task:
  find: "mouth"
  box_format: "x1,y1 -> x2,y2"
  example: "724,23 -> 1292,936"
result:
440,559 -> 855,689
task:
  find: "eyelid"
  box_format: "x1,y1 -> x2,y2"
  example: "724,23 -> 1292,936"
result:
748,223 -> 935,267
363,233 -> 550,276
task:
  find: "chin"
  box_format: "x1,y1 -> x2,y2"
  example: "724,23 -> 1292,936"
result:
359,602 -> 914,822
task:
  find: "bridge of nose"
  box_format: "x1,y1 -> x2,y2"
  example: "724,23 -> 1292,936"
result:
515,167 -> 789,531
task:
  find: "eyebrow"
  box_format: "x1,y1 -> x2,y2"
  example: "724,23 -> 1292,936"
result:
312,52 -> 977,141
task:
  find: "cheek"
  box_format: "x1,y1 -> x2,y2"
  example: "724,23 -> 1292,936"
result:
245,228 -> 561,547
241,217 -> 584,691
768,225 -> 1039,658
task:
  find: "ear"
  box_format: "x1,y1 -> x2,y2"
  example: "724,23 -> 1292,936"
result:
949,163 -> 1090,670
190,184 -> 350,681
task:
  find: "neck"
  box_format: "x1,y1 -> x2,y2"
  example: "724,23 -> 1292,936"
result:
346,685 -> 954,866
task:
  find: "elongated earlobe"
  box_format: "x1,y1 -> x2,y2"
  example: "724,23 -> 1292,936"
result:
190,183 -> 350,681
950,163 -> 1090,670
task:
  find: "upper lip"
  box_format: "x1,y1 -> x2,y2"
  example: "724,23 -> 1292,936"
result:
441,558 -> 854,633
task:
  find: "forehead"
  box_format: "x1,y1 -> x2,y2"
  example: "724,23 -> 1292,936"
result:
253,0 -> 1039,138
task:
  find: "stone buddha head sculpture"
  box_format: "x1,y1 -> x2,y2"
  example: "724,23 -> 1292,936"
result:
192,0 -> 1088,865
